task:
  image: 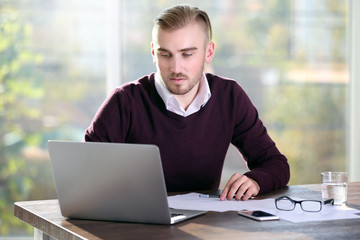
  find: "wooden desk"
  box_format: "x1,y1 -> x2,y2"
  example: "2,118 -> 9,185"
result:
14,183 -> 360,240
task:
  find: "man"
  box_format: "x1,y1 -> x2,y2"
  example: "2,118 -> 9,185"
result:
84,4 -> 290,201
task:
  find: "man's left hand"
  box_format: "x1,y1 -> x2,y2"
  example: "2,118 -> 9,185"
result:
220,173 -> 260,201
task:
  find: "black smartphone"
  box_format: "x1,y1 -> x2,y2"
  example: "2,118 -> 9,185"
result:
237,210 -> 279,221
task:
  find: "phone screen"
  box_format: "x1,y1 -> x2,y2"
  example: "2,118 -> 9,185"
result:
251,211 -> 274,217
238,210 -> 279,221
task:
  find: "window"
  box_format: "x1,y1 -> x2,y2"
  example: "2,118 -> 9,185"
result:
0,0 -> 352,236
0,0 -> 107,235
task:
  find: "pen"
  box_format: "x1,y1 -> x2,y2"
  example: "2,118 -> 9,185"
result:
199,194 -> 222,198
199,194 -> 236,199
199,194 -> 254,199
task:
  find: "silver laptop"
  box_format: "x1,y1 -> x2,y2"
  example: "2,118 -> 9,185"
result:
48,140 -> 206,224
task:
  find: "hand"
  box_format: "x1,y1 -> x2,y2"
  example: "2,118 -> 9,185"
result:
220,173 -> 260,201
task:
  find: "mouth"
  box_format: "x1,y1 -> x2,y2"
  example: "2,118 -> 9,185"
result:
169,75 -> 187,83
170,77 -> 185,82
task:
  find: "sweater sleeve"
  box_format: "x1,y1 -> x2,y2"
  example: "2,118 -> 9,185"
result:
84,88 -> 131,143
231,84 -> 290,194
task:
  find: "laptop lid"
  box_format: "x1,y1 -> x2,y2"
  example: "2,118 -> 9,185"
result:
47,140 -> 205,224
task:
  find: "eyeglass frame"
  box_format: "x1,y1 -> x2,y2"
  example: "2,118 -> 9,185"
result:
275,196 -> 323,212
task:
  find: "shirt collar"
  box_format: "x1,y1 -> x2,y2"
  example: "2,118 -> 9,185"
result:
154,73 -> 211,117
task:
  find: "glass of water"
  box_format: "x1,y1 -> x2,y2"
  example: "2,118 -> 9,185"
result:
321,172 -> 347,206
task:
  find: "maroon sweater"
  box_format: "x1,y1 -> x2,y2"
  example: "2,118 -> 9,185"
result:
84,73 -> 290,193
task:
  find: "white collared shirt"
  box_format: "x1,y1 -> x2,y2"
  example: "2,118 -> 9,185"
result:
154,73 -> 212,117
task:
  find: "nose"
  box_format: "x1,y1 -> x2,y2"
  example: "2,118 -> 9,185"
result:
170,56 -> 182,73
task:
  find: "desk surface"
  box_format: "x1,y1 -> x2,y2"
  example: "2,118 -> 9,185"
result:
14,182 -> 360,240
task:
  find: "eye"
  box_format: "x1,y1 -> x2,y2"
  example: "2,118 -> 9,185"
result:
183,52 -> 193,57
159,52 -> 171,58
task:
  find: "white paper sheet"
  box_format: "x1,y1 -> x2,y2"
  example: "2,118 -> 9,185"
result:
168,193 -> 360,223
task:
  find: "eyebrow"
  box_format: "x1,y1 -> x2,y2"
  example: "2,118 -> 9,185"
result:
157,47 -> 198,53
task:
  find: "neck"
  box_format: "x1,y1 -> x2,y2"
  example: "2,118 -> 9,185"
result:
174,81 -> 200,111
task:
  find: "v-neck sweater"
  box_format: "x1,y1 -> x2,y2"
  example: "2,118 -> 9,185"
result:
84,73 -> 290,193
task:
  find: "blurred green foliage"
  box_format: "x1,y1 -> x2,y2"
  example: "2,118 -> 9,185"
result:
265,83 -> 347,184
0,12 -> 55,235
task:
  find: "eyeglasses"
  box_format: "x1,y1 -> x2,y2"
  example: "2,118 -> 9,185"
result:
275,196 -> 322,212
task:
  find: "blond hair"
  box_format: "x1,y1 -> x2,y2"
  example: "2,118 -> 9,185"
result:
153,4 -> 212,42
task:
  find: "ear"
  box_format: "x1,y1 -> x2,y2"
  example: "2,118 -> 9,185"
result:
205,42 -> 215,64
151,42 -> 156,64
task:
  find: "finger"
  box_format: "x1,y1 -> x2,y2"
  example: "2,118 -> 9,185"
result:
220,173 -> 241,200
219,188 -> 228,201
241,188 -> 253,201
232,176 -> 259,201
234,179 -> 252,200
228,175 -> 248,200
241,179 -> 260,201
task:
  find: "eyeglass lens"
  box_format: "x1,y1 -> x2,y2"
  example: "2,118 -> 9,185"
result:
300,200 -> 322,212
276,198 -> 295,210
276,196 -> 322,212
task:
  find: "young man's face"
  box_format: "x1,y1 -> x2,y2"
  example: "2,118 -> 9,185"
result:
152,21 -> 215,97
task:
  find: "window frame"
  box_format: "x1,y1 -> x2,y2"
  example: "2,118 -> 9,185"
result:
106,0 -> 123,95
349,0 -> 360,181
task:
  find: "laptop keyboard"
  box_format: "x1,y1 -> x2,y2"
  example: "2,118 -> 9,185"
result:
170,212 -> 186,223
171,213 -> 185,217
